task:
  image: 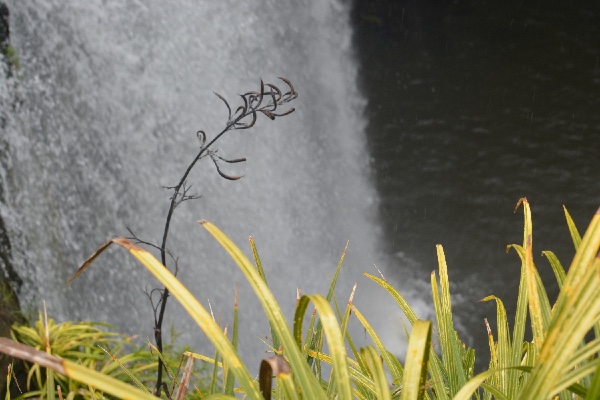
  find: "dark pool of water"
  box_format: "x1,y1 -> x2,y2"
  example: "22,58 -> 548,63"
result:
351,0 -> 600,368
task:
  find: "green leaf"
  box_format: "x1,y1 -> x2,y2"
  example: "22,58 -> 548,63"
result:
204,394 -> 238,400
249,236 -> 280,352
199,220 -> 327,400
293,294 -> 352,400
97,345 -> 151,393
210,349 -> 220,394
277,371 -> 300,400
352,305 -> 403,385
585,357 -> 600,399
517,207 -> 600,399
553,358 -> 598,395
512,199 -> 552,351
67,236 -> 262,400
400,320 -> 432,400
308,243 -> 349,379
563,205 -> 582,250
0,337 -> 159,400
224,285 -> 238,395
361,346 -> 391,400
541,251 -> 566,289
507,244 -> 530,394
432,245 -> 466,397
363,272 -> 446,398
455,366 -> 530,400
480,296 -> 511,395
363,273 -> 419,325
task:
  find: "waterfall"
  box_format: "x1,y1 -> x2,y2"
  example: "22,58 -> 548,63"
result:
1,0 -> 420,363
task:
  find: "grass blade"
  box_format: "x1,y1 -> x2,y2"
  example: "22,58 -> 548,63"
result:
515,199 -> 549,351
517,207 -> 600,399
294,294 -> 352,400
352,305 -> 403,385
204,394 -> 238,399
224,286 -> 239,395
542,251 -> 566,289
454,367 -> 527,400
277,371 -> 300,400
307,243 -> 348,375
250,236 -> 280,352
0,338 -> 159,400
97,345 -> 151,393
360,346 -> 391,400
432,245 -> 466,396
199,220 -> 326,400
209,349 -> 220,393
363,273 -> 419,325
67,237 -> 261,400
481,296 -> 510,394
563,205 -> 582,250
365,272 -> 447,398
400,319 -> 432,400
506,242 -> 530,395
585,357 -> 600,399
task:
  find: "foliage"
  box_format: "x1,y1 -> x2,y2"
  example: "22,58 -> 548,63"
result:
2,45 -> 19,71
0,79 -> 598,399
2,198 -> 597,399
7,312 -> 208,399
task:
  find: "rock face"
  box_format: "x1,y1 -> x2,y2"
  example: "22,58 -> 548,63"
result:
0,215 -> 22,293
0,217 -> 26,400
0,3 -> 7,50
0,3 -> 28,396
0,0 -> 21,292
0,0 -> 21,290
0,277 -> 27,397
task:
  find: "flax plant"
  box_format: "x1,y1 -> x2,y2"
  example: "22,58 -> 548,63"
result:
0,68 -> 598,400
2,199 -> 600,399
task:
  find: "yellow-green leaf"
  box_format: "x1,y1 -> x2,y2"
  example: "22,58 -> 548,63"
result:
401,320 -> 432,400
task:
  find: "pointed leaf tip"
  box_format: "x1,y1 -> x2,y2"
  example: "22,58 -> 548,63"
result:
514,197 -> 528,213
66,237 -> 145,284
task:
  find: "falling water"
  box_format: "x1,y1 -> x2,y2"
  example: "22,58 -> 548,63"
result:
0,1 -> 425,363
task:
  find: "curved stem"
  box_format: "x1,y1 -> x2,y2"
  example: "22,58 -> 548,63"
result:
154,118 -> 244,395
152,79 -> 296,395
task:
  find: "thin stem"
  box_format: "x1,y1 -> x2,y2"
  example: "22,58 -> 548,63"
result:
152,79 -> 297,395
154,120 -> 237,394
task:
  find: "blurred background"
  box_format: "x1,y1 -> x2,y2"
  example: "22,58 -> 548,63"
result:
351,0 -> 599,367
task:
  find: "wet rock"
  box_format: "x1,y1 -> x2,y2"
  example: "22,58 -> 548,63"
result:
0,3 -> 8,50
0,277 -> 27,397
0,3 -> 28,396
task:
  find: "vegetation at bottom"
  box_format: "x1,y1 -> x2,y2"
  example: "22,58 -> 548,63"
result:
5,311 -> 210,399
1,79 -> 599,399
0,199 -> 598,399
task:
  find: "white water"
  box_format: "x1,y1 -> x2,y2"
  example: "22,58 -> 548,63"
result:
1,0 -> 425,363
